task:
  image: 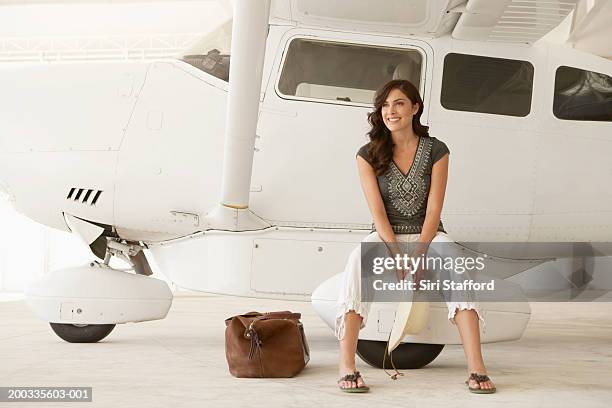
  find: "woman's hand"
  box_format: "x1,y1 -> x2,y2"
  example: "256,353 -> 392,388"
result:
395,264 -> 409,282
411,262 -> 427,289
409,244 -> 429,288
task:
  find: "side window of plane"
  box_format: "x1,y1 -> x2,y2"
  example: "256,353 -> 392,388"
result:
180,19 -> 232,82
441,53 -> 534,117
553,66 -> 612,122
277,38 -> 424,105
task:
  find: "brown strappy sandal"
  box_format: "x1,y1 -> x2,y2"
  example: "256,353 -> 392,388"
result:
465,372 -> 497,394
338,371 -> 370,393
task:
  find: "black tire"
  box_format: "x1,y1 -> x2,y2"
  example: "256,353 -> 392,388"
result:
356,340 -> 444,369
49,323 -> 116,343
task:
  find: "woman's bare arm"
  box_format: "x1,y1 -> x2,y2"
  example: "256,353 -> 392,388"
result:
419,153 -> 449,244
356,156 -> 399,250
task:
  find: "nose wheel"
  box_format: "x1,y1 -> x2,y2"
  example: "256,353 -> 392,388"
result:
49,323 -> 116,343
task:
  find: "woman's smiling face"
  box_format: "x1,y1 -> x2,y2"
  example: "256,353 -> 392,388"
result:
381,88 -> 419,133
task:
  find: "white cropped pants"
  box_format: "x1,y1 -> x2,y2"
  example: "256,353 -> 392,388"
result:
335,231 -> 486,341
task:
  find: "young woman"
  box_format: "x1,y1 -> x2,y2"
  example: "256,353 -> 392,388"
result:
335,79 -> 496,394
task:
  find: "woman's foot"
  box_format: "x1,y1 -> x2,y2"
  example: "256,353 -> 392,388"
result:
338,370 -> 369,393
466,372 -> 496,394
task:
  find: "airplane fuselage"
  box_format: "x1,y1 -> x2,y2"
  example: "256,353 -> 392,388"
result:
1,23 -> 611,299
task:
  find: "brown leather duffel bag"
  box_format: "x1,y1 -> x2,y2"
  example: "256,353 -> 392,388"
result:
224,311 -> 310,378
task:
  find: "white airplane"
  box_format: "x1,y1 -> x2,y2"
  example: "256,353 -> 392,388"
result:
1,0 -> 611,368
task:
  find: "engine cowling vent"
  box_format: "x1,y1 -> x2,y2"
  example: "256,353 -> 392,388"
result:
67,188 -> 103,206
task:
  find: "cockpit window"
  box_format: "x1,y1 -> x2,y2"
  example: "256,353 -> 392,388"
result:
277,38 -> 424,105
441,53 -> 534,117
180,19 -> 232,82
553,66 -> 612,122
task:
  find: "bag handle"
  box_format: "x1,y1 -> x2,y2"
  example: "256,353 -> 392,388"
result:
243,312 -> 302,334
228,311 -> 301,332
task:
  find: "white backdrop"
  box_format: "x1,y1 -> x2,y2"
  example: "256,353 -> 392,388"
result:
0,1 -> 231,37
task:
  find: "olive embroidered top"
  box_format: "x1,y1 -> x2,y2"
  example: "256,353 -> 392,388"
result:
356,136 -> 450,234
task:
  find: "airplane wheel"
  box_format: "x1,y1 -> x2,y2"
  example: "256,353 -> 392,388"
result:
49,323 -> 116,343
356,340 -> 444,369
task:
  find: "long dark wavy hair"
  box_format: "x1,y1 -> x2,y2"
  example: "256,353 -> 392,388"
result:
366,79 -> 430,176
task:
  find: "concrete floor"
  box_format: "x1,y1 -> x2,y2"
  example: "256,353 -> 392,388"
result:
1,293 -> 611,408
